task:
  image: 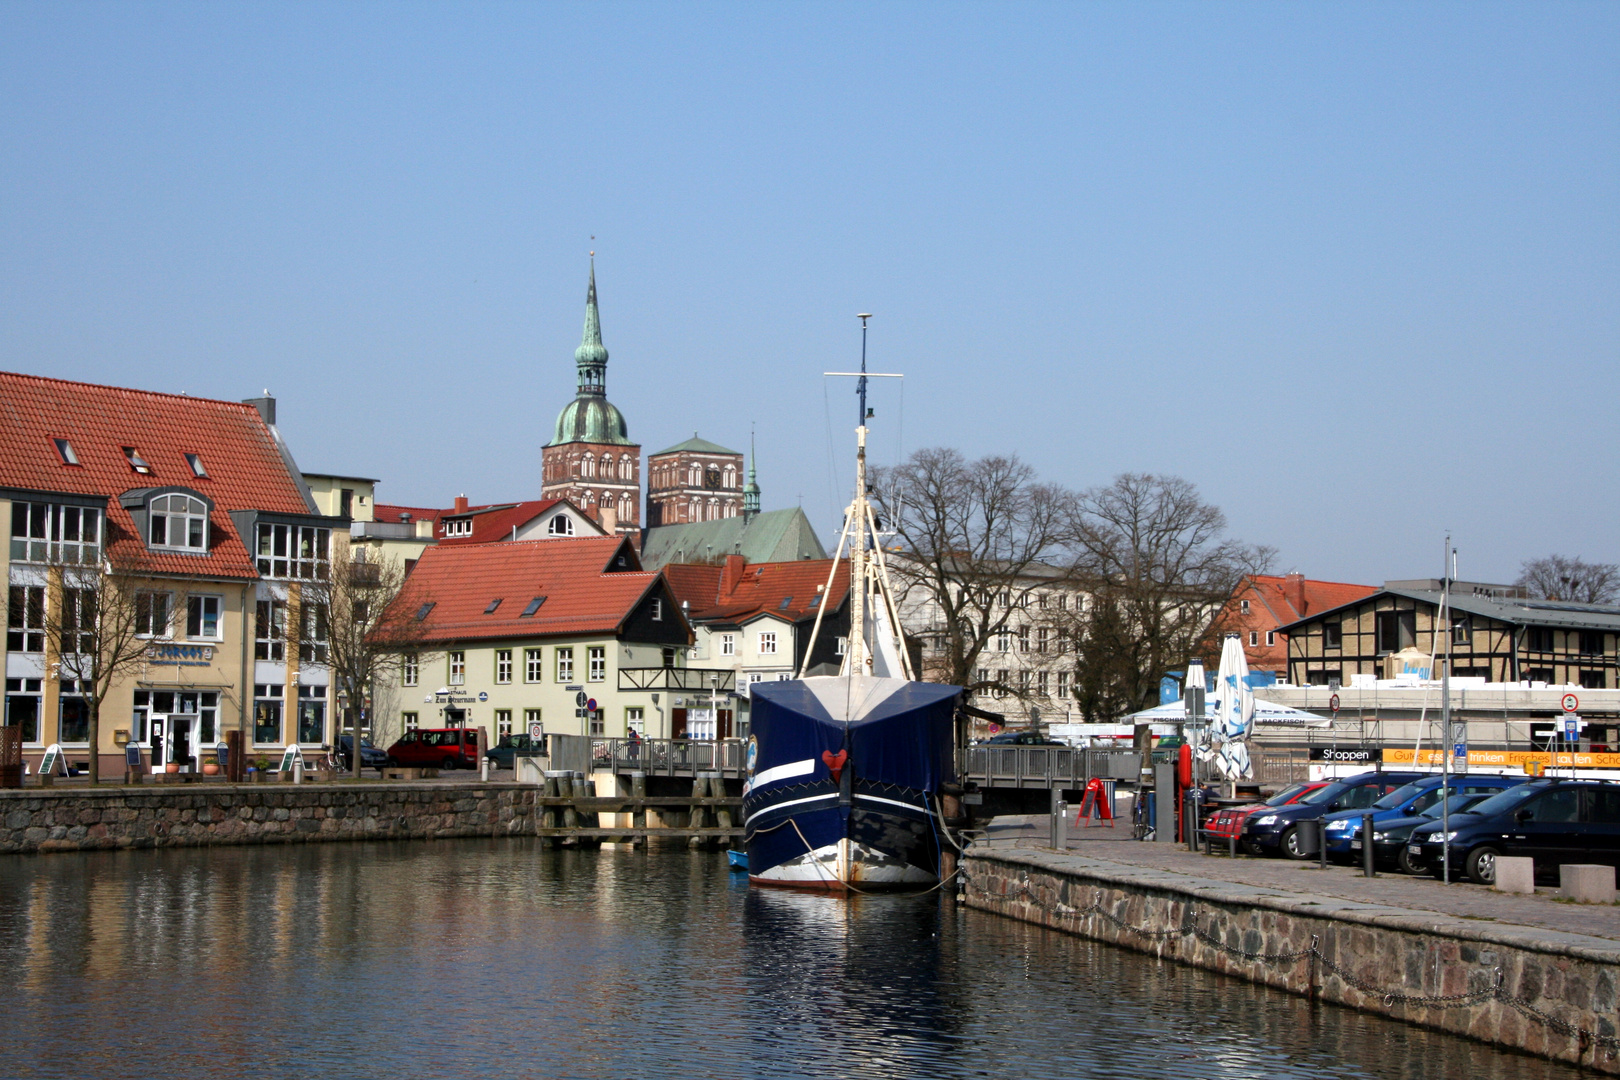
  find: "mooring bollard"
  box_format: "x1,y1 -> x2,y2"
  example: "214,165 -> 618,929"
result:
1362,812 -> 1376,877
292,758 -> 303,785
1052,800 -> 1068,850
480,756 -> 490,782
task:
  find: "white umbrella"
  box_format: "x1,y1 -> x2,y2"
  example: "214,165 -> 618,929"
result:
1208,633 -> 1256,780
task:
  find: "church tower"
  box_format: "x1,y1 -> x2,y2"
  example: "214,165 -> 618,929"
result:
540,259 -> 641,534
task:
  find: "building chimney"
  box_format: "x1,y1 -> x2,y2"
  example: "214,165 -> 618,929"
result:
1285,572 -> 1307,616
242,394 -> 276,426
453,494 -> 469,514
720,554 -> 747,596
601,505 -> 618,533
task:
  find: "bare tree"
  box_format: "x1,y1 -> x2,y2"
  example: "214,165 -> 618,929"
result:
873,448 -> 1078,739
1059,473 -> 1274,719
1516,555 -> 1619,605
301,544 -> 435,778
37,551 -> 189,785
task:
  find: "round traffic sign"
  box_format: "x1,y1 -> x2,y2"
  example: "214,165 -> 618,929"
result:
575,691 -> 589,708
1561,693 -> 1580,713
586,698 -> 598,712
1329,693 -> 1340,714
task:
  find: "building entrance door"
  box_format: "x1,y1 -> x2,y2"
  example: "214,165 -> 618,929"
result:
150,714 -> 200,772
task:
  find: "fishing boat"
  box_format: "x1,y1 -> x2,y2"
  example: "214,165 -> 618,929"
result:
743,317 -> 961,891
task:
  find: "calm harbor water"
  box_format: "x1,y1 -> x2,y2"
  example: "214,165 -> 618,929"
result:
0,840 -> 1589,1080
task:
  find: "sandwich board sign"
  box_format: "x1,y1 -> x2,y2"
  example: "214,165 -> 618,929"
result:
276,745 -> 303,773
38,743 -> 63,777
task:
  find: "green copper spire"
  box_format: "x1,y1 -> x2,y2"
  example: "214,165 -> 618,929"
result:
548,257 -> 632,447
743,428 -> 761,520
574,257 -> 608,393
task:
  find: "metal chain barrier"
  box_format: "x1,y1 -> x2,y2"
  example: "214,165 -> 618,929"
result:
999,885 -> 1620,1053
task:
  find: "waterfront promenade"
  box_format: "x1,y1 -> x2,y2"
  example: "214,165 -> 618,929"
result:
964,825 -> 1620,1073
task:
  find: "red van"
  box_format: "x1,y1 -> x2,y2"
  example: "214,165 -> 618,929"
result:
385,727 -> 481,770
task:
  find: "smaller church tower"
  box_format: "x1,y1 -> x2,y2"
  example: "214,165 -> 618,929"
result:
540,259 -> 641,534
645,434 -> 744,526
742,432 -> 761,521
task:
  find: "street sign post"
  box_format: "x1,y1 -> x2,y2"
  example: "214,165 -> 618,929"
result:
1329,693 -> 1340,716
1561,692 -> 1580,713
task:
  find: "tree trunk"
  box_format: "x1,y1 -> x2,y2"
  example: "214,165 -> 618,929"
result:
87,699 -> 100,785
351,678 -> 363,781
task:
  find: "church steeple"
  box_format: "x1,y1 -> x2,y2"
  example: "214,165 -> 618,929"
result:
574,257 -> 608,396
743,429 -> 761,521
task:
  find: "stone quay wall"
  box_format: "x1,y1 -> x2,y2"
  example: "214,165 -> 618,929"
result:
0,783 -> 539,854
963,848 -> 1620,1075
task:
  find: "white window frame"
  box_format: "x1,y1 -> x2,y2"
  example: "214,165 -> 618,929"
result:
1266,631 -> 1276,647
496,709 -> 513,738
1248,631 -> 1259,647
495,649 -> 513,684
588,646 -> 606,683
402,653 -> 419,687
448,651 -> 465,685
525,648 -> 544,683
443,518 -> 473,538
720,633 -> 735,656
136,591 -> 173,639
186,594 -> 223,640
556,647 -> 573,683
758,630 -> 777,655
147,493 -> 209,551
547,515 -> 574,536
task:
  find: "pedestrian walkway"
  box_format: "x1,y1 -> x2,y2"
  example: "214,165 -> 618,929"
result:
976,815 -> 1620,942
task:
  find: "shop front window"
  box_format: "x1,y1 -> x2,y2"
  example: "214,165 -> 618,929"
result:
254,684 -> 283,745
297,685 -> 326,744
59,683 -> 90,743
5,678 -> 42,744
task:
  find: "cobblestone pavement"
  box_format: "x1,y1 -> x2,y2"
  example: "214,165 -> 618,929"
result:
976,816 -> 1619,941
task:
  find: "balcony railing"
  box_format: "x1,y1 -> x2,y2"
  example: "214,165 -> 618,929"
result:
618,668 -> 737,692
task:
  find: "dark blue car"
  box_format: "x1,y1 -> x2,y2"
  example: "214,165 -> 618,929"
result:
1242,770 -> 1426,858
1411,779 -> 1620,885
1320,773 -> 1526,864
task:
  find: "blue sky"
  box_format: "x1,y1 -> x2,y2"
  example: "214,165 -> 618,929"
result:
2,3 -> 1615,585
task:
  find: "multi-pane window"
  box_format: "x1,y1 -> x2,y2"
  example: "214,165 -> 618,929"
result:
443,518 -> 473,538
720,634 -> 735,656
59,588 -> 95,654
525,648 -> 543,683
1323,622 -> 1343,649
758,631 -> 777,655
255,600 -> 287,661
547,516 -> 574,536
1019,669 -> 1031,692
6,678 -> 43,743
1580,631 -> 1605,656
496,710 -> 513,738
588,646 -> 606,682
299,603 -> 329,663
256,523 -> 330,580
402,711 -> 419,731
625,707 -> 644,736
448,651 -> 465,685
148,493 -> 208,550
495,649 -> 513,684
136,592 -> 172,638
1037,671 -> 1048,696
996,629 -> 1010,653
132,689 -> 219,747
1453,618 -> 1472,646
589,710 -> 605,736
1057,671 -> 1070,699
995,669 -> 1008,697
297,685 -> 326,743
1527,627 -> 1554,652
10,503 -> 101,565
524,709 -> 542,736
1017,627 -> 1029,653
1035,627 -> 1048,654
7,586 -> 45,653
187,595 -> 222,640
555,647 -> 574,682
253,684 -> 283,745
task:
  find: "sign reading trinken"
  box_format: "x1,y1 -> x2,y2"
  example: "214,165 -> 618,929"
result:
146,644 -> 215,666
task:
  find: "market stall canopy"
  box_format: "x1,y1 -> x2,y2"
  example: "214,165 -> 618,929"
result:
1120,698 -> 1333,729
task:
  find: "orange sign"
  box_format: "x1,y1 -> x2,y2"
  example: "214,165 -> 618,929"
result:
1382,748 -> 1620,770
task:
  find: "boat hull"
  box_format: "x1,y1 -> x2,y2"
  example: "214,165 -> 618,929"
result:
743,675 -> 959,892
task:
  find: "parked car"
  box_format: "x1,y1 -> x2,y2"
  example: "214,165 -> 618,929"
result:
486,732 -> 546,770
1410,779 -> 1620,885
1320,773 -> 1526,864
976,730 -> 1066,747
1364,791 -> 1501,874
1206,781 -> 1329,853
385,727 -> 481,770
1241,770 -> 1427,858
336,733 -> 390,775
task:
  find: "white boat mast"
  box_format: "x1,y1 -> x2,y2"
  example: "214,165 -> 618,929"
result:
800,314 -> 912,680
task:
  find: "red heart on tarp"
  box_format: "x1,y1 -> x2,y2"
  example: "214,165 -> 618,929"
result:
822,749 -> 848,783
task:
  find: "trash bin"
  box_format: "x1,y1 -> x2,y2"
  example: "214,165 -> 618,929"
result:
1296,818 -> 1322,856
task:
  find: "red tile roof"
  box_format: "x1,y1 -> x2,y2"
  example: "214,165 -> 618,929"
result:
374,498 -> 598,545
0,371 -> 315,579
373,504 -> 444,526
664,556 -> 850,625
1244,574 -> 1378,623
390,535 -> 683,642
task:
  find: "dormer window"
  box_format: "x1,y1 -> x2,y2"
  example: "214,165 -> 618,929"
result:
485,599 -> 503,614
415,602 -> 435,621
520,597 -> 546,617
547,516 -> 574,536
123,447 -> 153,475
52,438 -> 80,466
148,494 -> 208,550
185,453 -> 207,478
443,518 -> 473,538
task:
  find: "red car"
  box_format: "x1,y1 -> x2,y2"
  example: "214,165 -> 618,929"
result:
1206,781 -> 1329,852
385,727 -> 481,770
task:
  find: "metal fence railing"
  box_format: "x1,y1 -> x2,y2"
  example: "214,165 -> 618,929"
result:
958,746 -> 1143,789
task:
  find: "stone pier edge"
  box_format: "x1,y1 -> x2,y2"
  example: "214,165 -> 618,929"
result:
961,847 -> 1620,1075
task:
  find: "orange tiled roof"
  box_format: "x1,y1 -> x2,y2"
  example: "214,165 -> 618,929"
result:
1245,574 -> 1378,622
374,504 -> 444,526
391,535 -> 681,642
664,557 -> 850,625
0,371 -> 315,579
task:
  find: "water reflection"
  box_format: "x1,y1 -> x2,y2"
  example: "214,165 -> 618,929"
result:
0,842 -> 1587,1079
